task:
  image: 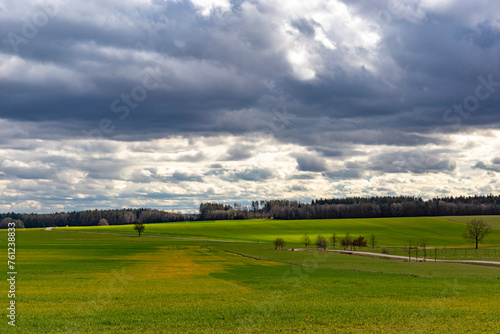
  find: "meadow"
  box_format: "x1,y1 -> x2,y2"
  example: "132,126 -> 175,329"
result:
2,216 -> 500,333
61,216 -> 500,247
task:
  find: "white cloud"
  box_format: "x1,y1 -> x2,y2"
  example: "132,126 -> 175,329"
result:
0,120 -> 499,213
188,0 -> 231,16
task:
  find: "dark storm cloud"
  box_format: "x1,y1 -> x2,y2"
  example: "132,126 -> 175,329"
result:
2,0 -> 500,146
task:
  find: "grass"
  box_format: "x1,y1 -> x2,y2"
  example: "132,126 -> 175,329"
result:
2,216 -> 500,333
443,215 -> 500,229
60,216 -> 500,247
364,246 -> 500,261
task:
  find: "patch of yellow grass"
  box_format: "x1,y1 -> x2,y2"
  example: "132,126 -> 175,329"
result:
108,246 -> 262,280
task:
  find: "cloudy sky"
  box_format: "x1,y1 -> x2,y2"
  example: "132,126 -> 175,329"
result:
1,0 -> 500,213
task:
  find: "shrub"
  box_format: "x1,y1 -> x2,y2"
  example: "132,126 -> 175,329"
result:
274,237 -> 286,250
301,234 -> 311,248
340,233 -> 352,250
315,235 -> 327,250
352,236 -> 367,250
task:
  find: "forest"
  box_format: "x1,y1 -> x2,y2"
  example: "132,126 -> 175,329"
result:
2,195 -> 500,228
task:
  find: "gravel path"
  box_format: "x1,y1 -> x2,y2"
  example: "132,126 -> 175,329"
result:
287,248 -> 500,268
330,249 -> 500,267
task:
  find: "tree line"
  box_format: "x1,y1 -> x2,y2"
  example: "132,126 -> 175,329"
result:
1,195 -> 500,228
200,195 -> 500,220
0,208 -> 196,228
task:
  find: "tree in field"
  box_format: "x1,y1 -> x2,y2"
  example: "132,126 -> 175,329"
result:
316,235 -> 327,250
274,237 -> 286,250
352,236 -> 367,250
405,239 -> 413,262
98,218 -> 109,226
340,232 -> 352,250
370,234 -> 376,248
420,239 -> 428,261
330,233 -> 337,249
463,219 -> 492,249
301,234 -> 311,248
133,222 -> 145,236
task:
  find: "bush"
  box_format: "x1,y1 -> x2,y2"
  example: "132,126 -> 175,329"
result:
381,248 -> 390,254
340,233 -> 352,250
301,234 -> 311,248
352,236 -> 367,250
274,237 -> 286,250
315,235 -> 327,250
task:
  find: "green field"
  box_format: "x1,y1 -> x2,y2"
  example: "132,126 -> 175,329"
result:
3,216 -> 500,333
60,216 -> 500,247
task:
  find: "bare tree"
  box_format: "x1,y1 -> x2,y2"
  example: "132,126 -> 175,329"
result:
315,235 -> 327,250
420,239 -> 428,262
463,219 -> 492,249
405,239 -> 413,262
330,233 -> 337,249
133,222 -> 145,236
98,218 -> 109,226
340,232 -> 352,250
370,234 -> 377,248
301,234 -> 311,248
123,211 -> 136,224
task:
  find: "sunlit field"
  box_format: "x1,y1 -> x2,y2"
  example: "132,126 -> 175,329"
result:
3,216 -> 500,333
61,216 -> 500,247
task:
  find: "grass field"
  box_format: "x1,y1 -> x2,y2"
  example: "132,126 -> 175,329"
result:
443,215 -> 500,229
60,216 -> 500,247
3,216 -> 500,333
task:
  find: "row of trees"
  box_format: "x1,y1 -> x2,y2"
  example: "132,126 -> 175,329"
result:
1,196 -> 499,229
274,220 -> 493,258
304,233 -> 375,251
200,195 -> 500,220
0,208 -> 196,228
274,234 -> 377,251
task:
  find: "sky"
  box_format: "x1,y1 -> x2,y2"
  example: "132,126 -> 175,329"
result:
1,0 -> 500,213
